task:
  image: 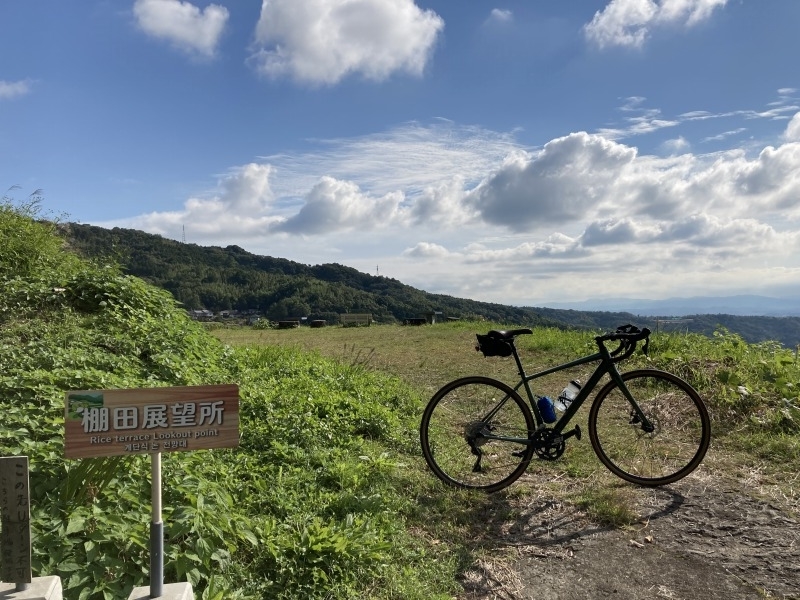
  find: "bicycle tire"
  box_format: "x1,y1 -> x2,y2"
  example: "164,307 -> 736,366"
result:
588,369 -> 711,486
420,376 -> 535,493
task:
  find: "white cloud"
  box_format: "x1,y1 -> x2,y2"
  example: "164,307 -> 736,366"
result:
597,93 -> 798,143
133,0 -> 229,58
217,163 -> 275,211
785,112 -> 800,142
487,9 -> 513,24
403,242 -> 452,258
0,79 -> 32,100
262,121 -> 519,202
113,163 -> 282,240
465,133 -> 637,231
597,98 -> 680,139
102,117 -> 800,305
662,136 -> 690,154
584,0 -> 728,49
249,0 -> 444,85
463,234 -> 585,263
121,131 -> 800,244
275,176 -> 406,234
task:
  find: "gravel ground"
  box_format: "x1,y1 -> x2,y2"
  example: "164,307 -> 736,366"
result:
457,467 -> 800,600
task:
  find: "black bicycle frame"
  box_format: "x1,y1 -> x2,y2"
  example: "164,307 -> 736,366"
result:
483,339 -> 654,445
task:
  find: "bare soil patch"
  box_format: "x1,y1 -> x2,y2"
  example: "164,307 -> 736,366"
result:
459,467 -> 800,600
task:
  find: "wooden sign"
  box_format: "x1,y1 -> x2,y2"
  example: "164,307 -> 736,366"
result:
0,456 -> 32,584
64,385 -> 239,459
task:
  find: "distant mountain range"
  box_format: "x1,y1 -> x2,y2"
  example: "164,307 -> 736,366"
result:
545,295 -> 800,318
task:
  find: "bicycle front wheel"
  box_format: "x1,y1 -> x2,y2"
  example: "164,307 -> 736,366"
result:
588,369 -> 711,486
420,376 -> 535,493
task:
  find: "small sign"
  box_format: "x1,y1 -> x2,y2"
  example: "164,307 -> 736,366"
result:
0,456 -> 32,584
64,384 -> 239,459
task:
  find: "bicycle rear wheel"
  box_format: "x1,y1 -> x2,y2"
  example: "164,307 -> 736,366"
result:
420,376 -> 535,493
588,369 -> 710,486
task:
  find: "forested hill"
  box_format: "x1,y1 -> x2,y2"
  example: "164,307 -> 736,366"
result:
61,223 -> 800,346
60,223 -> 562,327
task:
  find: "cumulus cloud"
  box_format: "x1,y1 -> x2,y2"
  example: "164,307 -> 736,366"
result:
249,0 -> 444,85
112,124 -> 800,246
275,176 -> 406,234
405,175 -> 491,229
133,0 -> 229,57
661,136 -> 690,154
785,112 -> 800,142
105,115 -> 800,305
584,0 -> 728,49
403,242 -> 452,258
0,79 -> 32,100
580,214 -> 775,250
487,9 -> 513,24
465,133 -> 637,230
116,163 -> 281,239
462,234 -> 584,263
217,163 -> 275,211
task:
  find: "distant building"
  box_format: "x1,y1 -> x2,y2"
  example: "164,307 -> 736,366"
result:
189,309 -> 214,321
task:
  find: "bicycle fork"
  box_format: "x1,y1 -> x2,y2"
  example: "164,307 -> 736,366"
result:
608,366 -> 656,433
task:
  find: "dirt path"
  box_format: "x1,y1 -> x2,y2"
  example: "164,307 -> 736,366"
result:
459,471 -> 800,600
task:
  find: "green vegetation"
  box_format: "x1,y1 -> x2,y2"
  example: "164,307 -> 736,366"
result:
215,322 -> 800,511
0,198 -> 454,599
2,198 -> 799,599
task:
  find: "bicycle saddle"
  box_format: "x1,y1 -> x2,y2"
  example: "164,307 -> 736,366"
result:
486,328 -> 533,340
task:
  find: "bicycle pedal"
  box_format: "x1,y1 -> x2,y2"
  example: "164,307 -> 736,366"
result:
562,425 -> 581,441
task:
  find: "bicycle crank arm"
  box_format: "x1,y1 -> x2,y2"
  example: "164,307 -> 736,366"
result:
561,425 -> 581,441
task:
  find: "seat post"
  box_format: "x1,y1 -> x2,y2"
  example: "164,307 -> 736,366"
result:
509,340 -> 527,380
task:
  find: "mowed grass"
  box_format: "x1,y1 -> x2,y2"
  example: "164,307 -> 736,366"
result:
212,321 -> 593,399
212,322 -> 671,519
214,320 -> 800,520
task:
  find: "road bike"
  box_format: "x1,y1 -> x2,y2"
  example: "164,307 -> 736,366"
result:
419,325 -> 711,493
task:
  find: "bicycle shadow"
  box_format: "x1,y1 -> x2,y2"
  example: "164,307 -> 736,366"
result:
463,482 -> 685,544
451,481 -> 687,597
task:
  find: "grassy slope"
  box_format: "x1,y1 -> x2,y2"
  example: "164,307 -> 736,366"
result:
0,203 -> 456,599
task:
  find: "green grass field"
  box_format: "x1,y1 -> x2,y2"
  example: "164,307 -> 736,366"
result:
213,320 -> 800,522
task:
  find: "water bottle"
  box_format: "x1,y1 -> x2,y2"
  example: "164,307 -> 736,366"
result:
537,396 -> 557,423
555,380 -> 582,411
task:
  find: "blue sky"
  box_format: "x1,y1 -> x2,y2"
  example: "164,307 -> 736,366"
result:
3,0 -> 800,308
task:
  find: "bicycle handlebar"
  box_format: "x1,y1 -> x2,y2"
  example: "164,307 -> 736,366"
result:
595,324 -> 651,361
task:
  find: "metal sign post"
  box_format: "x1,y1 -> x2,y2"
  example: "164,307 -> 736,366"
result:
151,452 -> 163,599
63,384 -> 240,598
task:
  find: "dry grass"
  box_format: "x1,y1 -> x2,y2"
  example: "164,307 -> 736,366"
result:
213,322 -> 800,599
213,322 -> 647,516
212,321 -> 799,519
212,322 -> 595,400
